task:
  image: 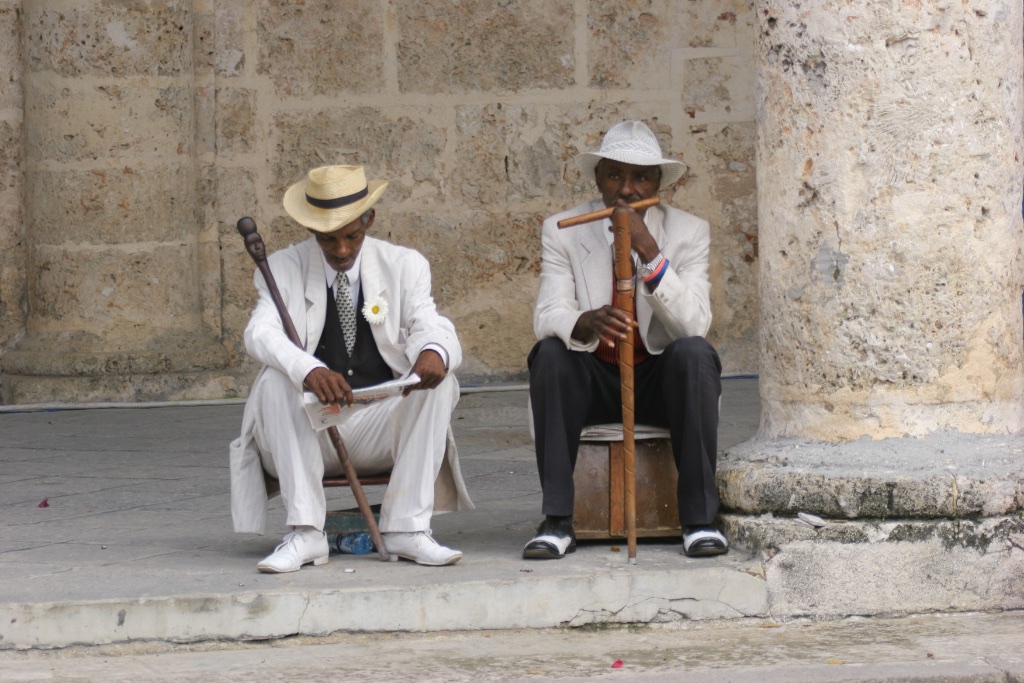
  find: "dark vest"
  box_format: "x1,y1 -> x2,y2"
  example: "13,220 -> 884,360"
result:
315,285 -> 395,389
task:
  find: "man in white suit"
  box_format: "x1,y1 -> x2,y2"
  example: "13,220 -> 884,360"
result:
230,164 -> 472,572
524,121 -> 728,559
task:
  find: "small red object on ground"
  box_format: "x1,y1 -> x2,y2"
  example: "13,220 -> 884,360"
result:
611,660 -> 623,668
38,498 -> 49,508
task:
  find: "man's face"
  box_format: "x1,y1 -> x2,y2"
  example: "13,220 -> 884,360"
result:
594,159 -> 662,209
310,210 -> 374,272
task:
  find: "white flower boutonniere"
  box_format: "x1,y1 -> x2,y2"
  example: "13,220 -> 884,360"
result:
362,296 -> 388,326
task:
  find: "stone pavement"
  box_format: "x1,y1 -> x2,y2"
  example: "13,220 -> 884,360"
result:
1,611 -> 1022,682
0,378 -> 762,650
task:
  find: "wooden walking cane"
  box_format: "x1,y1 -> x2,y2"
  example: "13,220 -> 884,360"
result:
237,216 -> 390,562
557,196 -> 659,564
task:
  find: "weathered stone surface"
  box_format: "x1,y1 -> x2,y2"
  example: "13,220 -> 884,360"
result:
756,0 -> 1024,438
0,0 -> 23,364
24,81 -> 194,162
0,4 -> 20,110
589,0 -> 755,88
27,165 -> 198,245
207,1 -> 247,78
1,367 -> 242,405
679,54 -> 754,121
387,208 -> 542,380
722,514 -> 1024,617
257,0 -> 385,97
270,107 -> 445,208
719,433 -> 1024,518
214,87 -> 256,155
451,102 -> 677,208
397,0 -> 575,94
3,0 -> 784,400
677,0 -> 757,49
26,244 -> 205,340
213,167 -> 261,361
675,122 -> 758,373
0,213 -> 26,352
23,1 -> 193,77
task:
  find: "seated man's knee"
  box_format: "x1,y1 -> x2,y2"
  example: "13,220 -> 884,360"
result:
664,337 -> 719,371
529,338 -> 575,382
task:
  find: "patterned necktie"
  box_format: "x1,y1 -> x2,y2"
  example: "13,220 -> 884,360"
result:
334,271 -> 357,356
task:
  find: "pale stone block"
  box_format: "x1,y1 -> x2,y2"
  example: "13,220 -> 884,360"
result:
23,1 -> 192,77
451,102 -> 676,207
25,81 -> 194,162
674,122 -> 758,372
396,0 -> 575,93
0,5 -> 20,110
27,244 -> 204,339
0,240 -> 26,350
0,118 -> 19,193
269,107 -> 445,207
679,54 -> 755,121
27,165 -> 197,245
588,0 -> 754,88
214,87 -> 256,155
385,208 -> 541,378
210,1 -> 250,78
756,0 -> 1023,437
194,84 -> 216,157
215,167 -> 262,359
676,0 -> 756,49
763,528 -> 1024,617
256,0 -> 384,96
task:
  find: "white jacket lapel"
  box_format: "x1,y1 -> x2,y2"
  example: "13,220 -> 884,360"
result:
579,219 -> 613,309
303,240 -> 327,353
358,239 -> 407,373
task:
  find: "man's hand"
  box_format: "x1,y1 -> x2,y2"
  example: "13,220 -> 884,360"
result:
571,306 -> 637,347
304,367 -> 353,406
612,199 -> 659,264
404,349 -> 447,396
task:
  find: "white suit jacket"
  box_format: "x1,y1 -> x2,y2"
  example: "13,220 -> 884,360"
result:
534,199 -> 713,351
230,236 -> 472,534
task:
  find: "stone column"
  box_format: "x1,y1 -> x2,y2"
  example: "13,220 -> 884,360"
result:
755,0 -> 1023,440
2,0 -> 232,404
717,1 -> 1024,618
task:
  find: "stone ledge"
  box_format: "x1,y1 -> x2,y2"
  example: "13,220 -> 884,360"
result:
721,513 -> 1024,618
719,434 -> 1024,518
1,369 -> 245,405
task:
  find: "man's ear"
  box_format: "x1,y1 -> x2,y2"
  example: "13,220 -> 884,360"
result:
363,209 -> 376,229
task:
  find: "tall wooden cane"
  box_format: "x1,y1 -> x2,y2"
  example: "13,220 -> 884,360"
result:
558,196 -> 659,564
237,216 -> 390,562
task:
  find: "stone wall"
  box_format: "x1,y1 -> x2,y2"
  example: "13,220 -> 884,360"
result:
755,0 -> 1024,439
0,0 -> 760,402
0,1 -> 23,358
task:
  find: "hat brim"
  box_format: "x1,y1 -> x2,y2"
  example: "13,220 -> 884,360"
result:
576,151 -> 687,192
283,178 -> 389,232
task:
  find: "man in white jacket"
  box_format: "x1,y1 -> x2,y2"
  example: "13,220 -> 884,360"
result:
230,164 -> 472,572
524,121 -> 728,559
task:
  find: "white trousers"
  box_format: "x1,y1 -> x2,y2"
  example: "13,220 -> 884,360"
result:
250,367 -> 458,533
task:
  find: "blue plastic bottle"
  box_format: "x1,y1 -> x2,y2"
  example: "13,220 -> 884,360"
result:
332,532 -> 375,555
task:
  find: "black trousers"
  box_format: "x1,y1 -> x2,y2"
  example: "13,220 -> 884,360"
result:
528,336 -> 722,527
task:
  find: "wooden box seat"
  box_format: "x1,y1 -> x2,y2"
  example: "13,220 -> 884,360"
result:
572,424 -> 679,540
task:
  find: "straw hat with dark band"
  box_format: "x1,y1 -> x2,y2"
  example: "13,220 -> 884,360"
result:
283,165 -> 388,232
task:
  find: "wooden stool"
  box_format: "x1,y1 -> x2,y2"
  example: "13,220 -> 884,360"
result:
572,425 -> 680,540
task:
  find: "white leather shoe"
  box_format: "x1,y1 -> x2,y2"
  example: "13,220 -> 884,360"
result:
257,528 -> 329,573
383,531 -> 462,566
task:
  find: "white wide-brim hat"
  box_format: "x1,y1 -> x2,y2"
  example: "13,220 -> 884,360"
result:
283,165 -> 388,232
576,120 -> 687,191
